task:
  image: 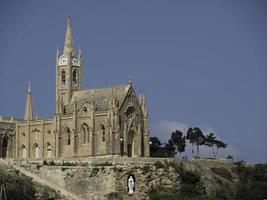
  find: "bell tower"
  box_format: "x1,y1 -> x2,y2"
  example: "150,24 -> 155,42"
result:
56,17 -> 82,114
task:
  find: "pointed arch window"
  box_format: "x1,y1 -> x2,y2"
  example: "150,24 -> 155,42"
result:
21,145 -> 27,158
33,143 -> 40,159
101,124 -> 106,142
126,106 -> 135,119
62,70 -> 66,85
32,128 -> 40,140
81,123 -> 89,143
72,69 -> 77,85
66,128 -> 71,145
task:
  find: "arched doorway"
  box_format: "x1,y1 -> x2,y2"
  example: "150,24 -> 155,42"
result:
128,129 -> 136,157
46,143 -> 52,158
0,135 -> 8,158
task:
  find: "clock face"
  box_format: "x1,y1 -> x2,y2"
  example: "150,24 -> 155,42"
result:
72,57 -> 79,66
59,55 -> 68,66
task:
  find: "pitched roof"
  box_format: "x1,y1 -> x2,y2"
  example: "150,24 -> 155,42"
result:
65,84 -> 132,114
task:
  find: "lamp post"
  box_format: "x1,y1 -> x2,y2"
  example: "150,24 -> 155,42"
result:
149,140 -> 152,157
120,137 -> 123,156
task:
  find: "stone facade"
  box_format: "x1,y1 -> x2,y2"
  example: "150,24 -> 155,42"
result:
0,17 -> 150,160
0,117 -> 17,158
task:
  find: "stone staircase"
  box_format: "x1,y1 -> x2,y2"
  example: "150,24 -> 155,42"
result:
0,158 -> 82,200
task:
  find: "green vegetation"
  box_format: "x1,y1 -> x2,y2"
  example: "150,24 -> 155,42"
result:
233,163 -> 267,200
0,166 -> 57,199
210,168 -> 233,181
149,137 -> 176,158
150,127 -> 227,159
113,166 -> 123,173
142,165 -> 151,174
43,160 -> 56,166
90,168 -> 100,177
149,161 -> 210,200
171,130 -> 186,155
149,161 -> 267,200
94,161 -> 113,166
62,161 -> 78,166
153,161 -> 166,169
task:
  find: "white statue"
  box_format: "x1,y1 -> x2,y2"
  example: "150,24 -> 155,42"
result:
128,175 -> 135,194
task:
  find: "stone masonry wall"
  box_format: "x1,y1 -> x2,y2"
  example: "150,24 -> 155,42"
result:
13,157 -> 233,200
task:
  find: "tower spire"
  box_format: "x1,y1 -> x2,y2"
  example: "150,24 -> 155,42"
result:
24,82 -> 33,120
63,16 -> 74,55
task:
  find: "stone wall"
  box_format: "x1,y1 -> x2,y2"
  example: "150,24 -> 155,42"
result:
11,157 -> 234,200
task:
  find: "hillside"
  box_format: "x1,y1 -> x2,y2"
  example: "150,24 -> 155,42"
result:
1,158 -> 267,200
0,160 -> 60,200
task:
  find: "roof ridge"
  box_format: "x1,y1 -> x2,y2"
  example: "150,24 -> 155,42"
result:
80,84 -> 127,92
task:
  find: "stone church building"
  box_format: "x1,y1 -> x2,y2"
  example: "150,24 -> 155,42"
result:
0,17 -> 150,160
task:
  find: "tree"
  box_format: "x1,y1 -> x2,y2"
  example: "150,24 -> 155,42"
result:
227,155 -> 233,160
214,140 -> 227,159
204,133 -> 217,158
187,127 -> 205,158
194,127 -> 206,158
149,137 -> 176,158
186,128 -> 196,157
162,139 -> 176,158
171,130 -> 186,156
149,137 -> 162,157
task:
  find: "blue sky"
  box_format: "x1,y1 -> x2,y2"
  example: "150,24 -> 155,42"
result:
0,0 -> 266,163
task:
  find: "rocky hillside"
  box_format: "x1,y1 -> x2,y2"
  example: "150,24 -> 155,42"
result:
1,158 -> 267,200
0,160 -> 60,200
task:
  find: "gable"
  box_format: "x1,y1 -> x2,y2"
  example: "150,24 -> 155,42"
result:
77,102 -> 94,117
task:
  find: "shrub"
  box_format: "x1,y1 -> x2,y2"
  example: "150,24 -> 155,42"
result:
153,161 -> 165,169
62,161 -> 77,166
149,184 -> 210,200
94,161 -> 113,166
211,168 -> 233,181
227,155 -> 233,160
166,161 -> 183,173
148,164 -> 208,199
113,167 -> 123,173
36,164 -> 42,170
61,167 -> 67,171
90,168 -> 99,177
49,160 -> 55,166
142,165 -> 151,174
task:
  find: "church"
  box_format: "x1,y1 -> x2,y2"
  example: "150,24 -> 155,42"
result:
0,17 -> 150,160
